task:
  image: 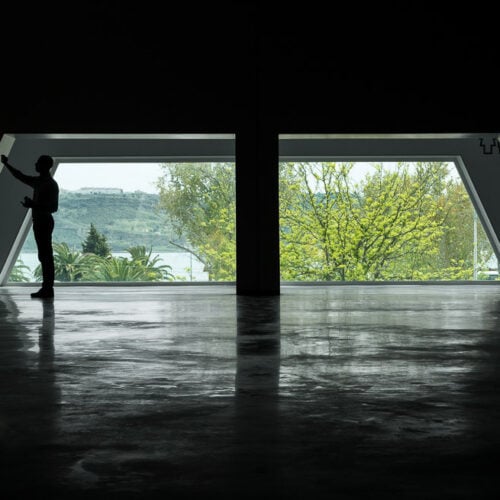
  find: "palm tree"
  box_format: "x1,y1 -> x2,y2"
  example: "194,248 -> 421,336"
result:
126,246 -> 174,281
34,242 -> 99,282
88,255 -> 145,282
34,243 -> 174,283
9,259 -> 31,282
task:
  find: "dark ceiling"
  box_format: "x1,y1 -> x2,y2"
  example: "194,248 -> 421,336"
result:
1,2 -> 498,133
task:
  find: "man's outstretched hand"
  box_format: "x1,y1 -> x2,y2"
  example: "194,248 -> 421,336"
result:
21,196 -> 34,208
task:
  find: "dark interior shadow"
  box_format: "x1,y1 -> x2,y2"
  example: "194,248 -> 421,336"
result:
453,298 -> 500,494
0,294 -> 60,496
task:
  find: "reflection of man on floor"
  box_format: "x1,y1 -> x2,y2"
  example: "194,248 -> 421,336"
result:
1,154 -> 59,298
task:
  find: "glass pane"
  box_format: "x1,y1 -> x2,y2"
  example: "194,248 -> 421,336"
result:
279,161 -> 497,281
9,162 -> 236,283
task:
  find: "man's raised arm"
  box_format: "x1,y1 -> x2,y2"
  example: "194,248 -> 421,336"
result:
1,154 -> 36,187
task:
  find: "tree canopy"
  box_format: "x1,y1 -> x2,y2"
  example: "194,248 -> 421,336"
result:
156,163 -> 236,281
279,162 -> 493,281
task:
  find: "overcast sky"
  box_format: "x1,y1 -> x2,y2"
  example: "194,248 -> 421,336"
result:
56,163 -> 164,194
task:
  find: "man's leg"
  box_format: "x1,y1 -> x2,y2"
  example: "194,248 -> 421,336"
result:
32,216 -> 55,298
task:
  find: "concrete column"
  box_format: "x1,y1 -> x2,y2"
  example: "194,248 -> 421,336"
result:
236,128 -> 280,295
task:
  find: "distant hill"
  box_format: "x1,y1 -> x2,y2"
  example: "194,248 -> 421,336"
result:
22,190 -> 182,253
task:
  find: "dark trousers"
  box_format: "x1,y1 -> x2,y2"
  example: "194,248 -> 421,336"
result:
33,215 -> 55,289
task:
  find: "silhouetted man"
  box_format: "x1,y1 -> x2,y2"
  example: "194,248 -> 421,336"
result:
1,154 -> 59,298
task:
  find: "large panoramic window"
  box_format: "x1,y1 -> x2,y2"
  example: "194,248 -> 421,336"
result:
279,161 -> 497,281
9,162 -> 236,283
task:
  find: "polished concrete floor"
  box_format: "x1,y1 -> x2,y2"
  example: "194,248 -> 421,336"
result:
1,284 -> 500,499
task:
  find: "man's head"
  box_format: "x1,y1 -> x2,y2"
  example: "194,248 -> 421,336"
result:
35,155 -> 54,174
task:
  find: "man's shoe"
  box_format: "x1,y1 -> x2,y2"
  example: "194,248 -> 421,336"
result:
31,288 -> 54,299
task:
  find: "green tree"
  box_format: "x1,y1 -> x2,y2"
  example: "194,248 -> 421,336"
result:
86,246 -> 174,282
36,243 -> 174,282
279,162 -> 461,281
437,181 -> 493,276
87,256 -> 145,282
34,242 -> 99,282
82,223 -> 111,257
156,163 -> 236,281
126,245 -> 174,281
